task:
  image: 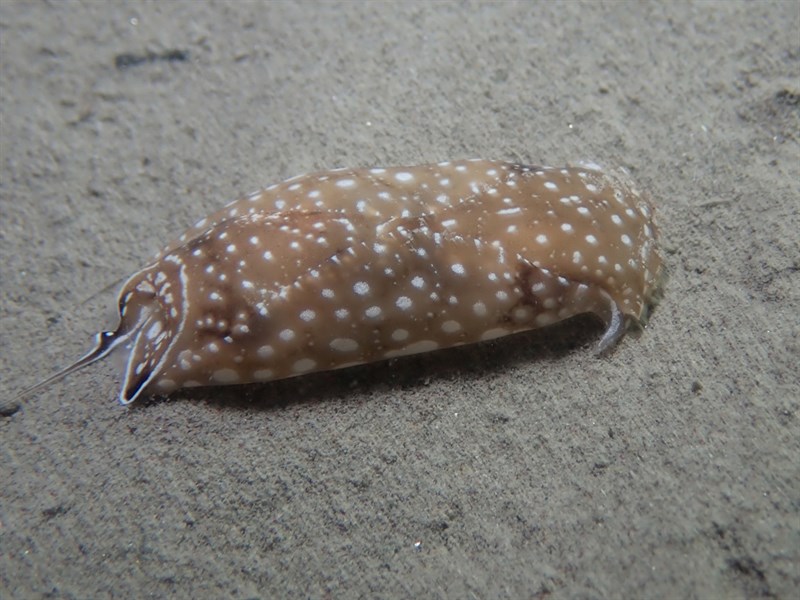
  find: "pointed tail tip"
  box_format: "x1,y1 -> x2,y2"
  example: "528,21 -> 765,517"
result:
9,330 -> 124,413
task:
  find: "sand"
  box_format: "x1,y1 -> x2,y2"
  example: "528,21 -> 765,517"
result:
1,1 -> 798,598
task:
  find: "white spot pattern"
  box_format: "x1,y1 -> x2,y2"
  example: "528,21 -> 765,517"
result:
37,159 -> 663,404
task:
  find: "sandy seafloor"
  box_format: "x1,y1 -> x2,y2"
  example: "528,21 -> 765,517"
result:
1,1 -> 798,598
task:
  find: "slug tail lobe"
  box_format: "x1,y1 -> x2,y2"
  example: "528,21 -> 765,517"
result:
118,313 -> 171,405
117,259 -> 187,405
594,295 -> 629,356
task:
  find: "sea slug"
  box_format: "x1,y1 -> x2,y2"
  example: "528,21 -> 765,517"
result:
25,159 -> 664,404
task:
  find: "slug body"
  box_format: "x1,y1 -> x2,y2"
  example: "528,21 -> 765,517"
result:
35,160 -> 664,404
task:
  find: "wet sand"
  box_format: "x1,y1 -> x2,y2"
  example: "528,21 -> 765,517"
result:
1,2 -> 798,597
